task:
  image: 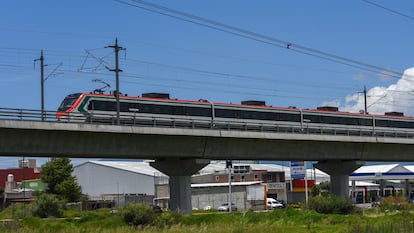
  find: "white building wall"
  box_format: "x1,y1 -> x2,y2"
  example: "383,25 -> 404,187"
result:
73,162 -> 155,197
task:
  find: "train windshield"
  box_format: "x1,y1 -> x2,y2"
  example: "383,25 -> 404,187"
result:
57,93 -> 82,112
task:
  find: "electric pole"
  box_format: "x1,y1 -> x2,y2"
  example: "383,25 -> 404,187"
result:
35,51 -> 45,121
364,85 -> 368,114
226,160 -> 232,213
106,38 -> 126,125
358,86 -> 368,114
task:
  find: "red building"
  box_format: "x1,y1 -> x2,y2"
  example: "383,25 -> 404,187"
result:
0,168 -> 41,189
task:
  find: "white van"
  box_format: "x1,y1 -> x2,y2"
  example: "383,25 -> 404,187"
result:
266,198 -> 284,209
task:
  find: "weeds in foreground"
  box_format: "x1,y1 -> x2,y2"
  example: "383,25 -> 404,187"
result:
2,204 -> 414,233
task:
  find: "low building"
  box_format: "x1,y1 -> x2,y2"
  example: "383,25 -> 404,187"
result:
0,159 -> 42,206
73,160 -> 168,208
191,181 -> 264,211
350,164 -> 414,203
191,161 -> 288,210
0,159 -> 41,190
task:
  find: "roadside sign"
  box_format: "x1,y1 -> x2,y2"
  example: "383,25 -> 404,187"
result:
290,161 -> 306,180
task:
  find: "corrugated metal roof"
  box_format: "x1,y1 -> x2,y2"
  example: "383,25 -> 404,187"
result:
77,160 -> 167,177
405,166 -> 414,172
350,164 -> 414,180
353,164 -> 400,173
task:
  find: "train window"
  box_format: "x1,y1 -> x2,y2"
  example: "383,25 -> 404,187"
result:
170,105 -> 185,115
88,100 -> 134,112
239,110 -> 275,120
138,103 -> 154,113
152,105 -> 171,114
57,93 -> 82,112
277,112 -> 301,122
303,114 -> 320,123
376,119 -> 414,129
215,107 -> 301,122
135,103 -> 170,114
58,98 -> 77,112
359,118 -> 373,126
185,106 -> 212,117
120,102 -> 131,112
303,114 -> 373,126
88,100 -> 116,111
215,109 -> 238,118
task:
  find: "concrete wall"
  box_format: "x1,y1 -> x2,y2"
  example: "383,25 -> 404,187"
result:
191,186 -> 249,211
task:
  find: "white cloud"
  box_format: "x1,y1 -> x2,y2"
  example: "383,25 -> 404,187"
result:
340,67 -> 414,116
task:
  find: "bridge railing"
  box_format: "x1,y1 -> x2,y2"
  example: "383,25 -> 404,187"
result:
1,107 -> 414,139
0,108 -> 57,121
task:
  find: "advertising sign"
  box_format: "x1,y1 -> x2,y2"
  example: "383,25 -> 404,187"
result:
290,161 -> 306,180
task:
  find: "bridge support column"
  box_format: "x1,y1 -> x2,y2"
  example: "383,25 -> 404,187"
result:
315,160 -> 364,198
150,158 -> 210,214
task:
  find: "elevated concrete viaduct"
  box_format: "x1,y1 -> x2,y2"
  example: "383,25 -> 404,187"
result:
1,120 -> 414,213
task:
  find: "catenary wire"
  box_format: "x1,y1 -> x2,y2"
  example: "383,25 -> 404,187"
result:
115,0 -> 410,81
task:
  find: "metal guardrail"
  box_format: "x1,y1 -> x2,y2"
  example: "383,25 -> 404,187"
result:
0,108 -> 58,121
1,107 -> 414,139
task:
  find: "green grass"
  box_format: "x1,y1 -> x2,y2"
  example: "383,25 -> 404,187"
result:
2,205 -> 414,233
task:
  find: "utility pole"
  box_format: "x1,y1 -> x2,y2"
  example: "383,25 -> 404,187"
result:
106,38 -> 126,125
358,86 -> 368,114
364,85 -> 368,114
35,51 -> 45,121
226,160 -> 232,213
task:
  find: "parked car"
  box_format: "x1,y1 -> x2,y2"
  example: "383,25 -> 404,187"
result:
266,198 -> 284,209
218,203 -> 238,211
278,200 -> 288,208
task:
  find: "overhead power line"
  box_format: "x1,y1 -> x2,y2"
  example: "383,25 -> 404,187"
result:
362,0 -> 414,21
124,58 -> 358,91
115,0 -> 410,81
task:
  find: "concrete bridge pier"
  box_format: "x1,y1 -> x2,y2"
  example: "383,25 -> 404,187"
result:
150,158 -> 210,214
315,160 -> 365,198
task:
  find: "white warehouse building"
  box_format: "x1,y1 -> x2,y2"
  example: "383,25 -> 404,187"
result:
73,160 -> 168,203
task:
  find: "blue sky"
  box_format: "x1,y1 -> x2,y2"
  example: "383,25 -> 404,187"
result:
1,1 -> 414,168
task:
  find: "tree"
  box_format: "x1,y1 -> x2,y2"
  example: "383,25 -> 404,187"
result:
55,177 -> 82,202
319,181 -> 330,192
41,158 -> 81,202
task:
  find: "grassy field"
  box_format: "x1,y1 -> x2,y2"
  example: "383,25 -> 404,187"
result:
2,204 -> 414,233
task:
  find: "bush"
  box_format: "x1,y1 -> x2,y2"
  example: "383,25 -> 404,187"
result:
308,195 -> 354,214
380,195 -> 410,212
31,193 -> 63,218
153,211 -> 181,228
122,204 -> 156,226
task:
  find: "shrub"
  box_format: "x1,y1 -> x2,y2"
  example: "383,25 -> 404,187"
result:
153,211 -> 181,228
31,193 -> 63,218
308,195 -> 354,214
380,195 -> 410,211
122,204 -> 156,226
